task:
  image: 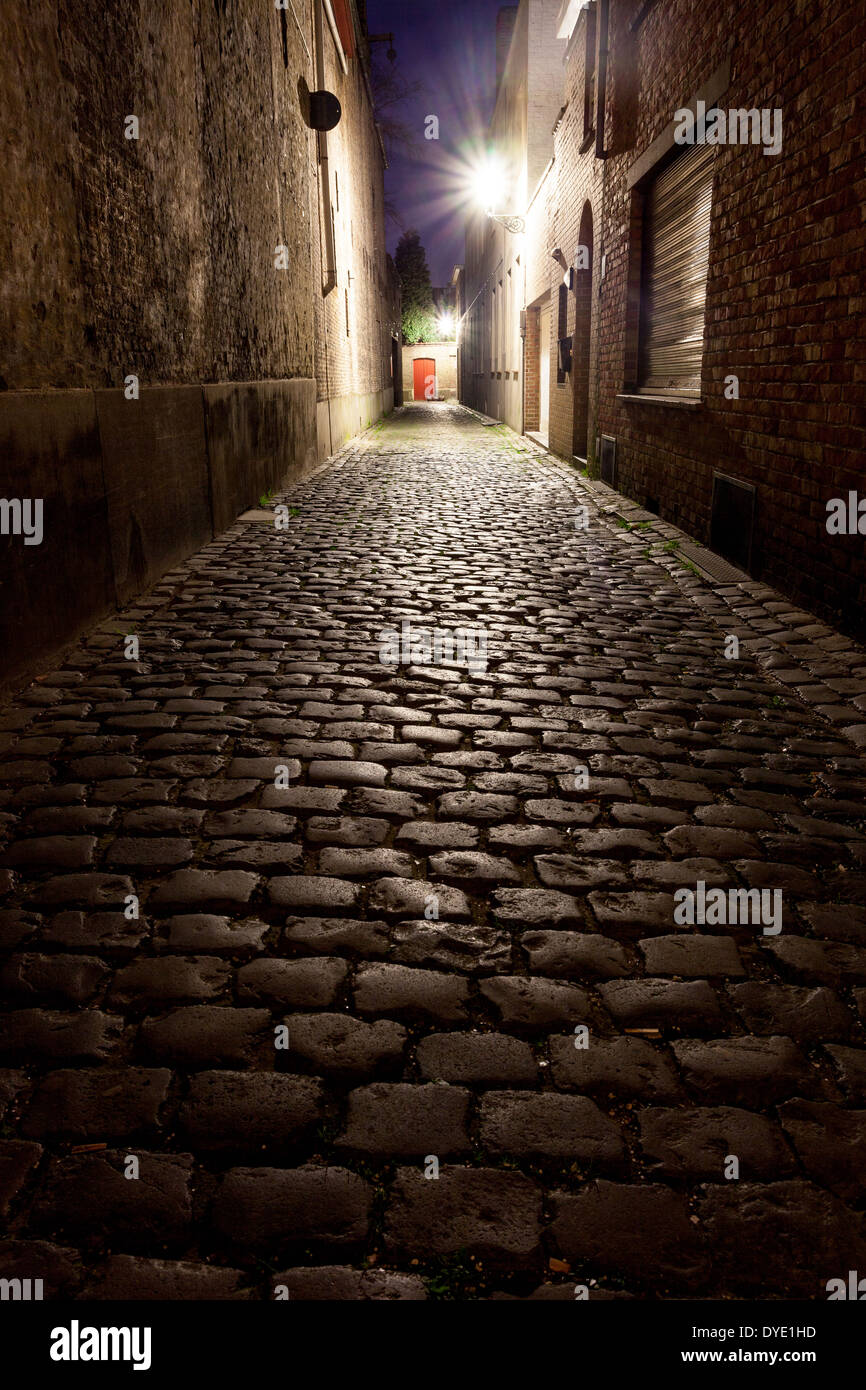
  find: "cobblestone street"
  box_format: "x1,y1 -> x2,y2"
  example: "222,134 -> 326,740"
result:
3,402 -> 866,1301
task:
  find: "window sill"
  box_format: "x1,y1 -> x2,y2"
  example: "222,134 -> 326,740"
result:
579,130 -> 595,154
616,392 -> 702,410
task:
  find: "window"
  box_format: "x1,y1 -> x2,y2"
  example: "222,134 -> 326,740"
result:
638,141 -> 715,395
582,3 -> 597,145
556,284 -> 569,384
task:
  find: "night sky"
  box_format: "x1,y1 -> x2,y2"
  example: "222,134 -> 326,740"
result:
366,0 -> 510,285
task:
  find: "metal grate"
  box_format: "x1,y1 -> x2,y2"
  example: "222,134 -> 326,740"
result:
678,540 -> 749,583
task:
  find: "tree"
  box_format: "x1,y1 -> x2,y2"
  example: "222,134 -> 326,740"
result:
369,53 -> 424,163
368,52 -> 425,232
395,229 -> 437,344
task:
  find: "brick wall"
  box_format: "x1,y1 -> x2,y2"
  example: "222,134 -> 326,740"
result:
546,7 -> 604,461
594,0 -> 866,636
459,0 -> 565,435
524,306 -> 540,430
402,342 -> 458,400
485,0 -> 866,636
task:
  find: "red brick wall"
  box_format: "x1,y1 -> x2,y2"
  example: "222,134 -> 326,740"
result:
594,0 -> 866,635
547,5 -> 604,461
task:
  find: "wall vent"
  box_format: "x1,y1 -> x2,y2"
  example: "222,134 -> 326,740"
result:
600,435 -> 617,486
711,471 -> 755,573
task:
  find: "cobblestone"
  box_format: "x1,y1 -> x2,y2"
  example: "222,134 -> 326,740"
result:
3,403 -> 866,1298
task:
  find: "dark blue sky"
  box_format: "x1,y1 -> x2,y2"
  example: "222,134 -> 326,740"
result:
366,0 -> 509,284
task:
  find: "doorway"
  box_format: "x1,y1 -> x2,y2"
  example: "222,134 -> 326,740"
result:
538,303 -> 550,440
413,358 -> 436,401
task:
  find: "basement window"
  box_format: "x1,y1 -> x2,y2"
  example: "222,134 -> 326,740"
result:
638,141 -> 715,396
711,472 -> 755,572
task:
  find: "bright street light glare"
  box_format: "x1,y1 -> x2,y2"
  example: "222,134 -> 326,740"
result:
474,157 -> 504,212
437,312 -> 454,336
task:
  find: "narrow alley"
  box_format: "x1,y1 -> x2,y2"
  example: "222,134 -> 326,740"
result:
2,403 -> 866,1301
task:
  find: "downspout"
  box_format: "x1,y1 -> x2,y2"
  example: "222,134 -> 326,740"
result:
314,0 -> 337,457
314,0 -> 337,296
593,0 -> 610,469
323,0 -> 349,75
595,0 -> 609,160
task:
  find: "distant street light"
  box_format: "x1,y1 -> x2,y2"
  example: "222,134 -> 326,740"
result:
474,157 -> 525,235
437,311 -> 454,337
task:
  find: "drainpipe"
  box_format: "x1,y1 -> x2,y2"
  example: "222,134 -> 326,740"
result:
595,0 -> 609,160
314,1 -> 338,296
591,0 -> 611,471
323,0 -> 349,75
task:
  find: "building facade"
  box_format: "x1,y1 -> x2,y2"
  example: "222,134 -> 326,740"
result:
459,0 -> 566,432
0,0 -> 399,686
460,0 -> 866,638
402,342 -> 459,401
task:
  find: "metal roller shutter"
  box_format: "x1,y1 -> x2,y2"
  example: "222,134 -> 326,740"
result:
638,142 -> 716,395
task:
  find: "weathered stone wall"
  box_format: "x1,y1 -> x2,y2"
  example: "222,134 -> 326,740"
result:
0,0 -> 394,686
312,9 -> 401,458
0,0 -> 315,389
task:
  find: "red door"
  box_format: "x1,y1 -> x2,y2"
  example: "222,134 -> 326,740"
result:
413,358 -> 436,401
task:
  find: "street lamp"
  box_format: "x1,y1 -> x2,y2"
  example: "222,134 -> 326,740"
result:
437,311 -> 455,338
474,157 -> 525,234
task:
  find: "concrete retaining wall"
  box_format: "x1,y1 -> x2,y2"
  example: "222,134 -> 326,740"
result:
0,377 -> 317,688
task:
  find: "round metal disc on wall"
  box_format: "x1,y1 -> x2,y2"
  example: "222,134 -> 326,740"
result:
309,90 -> 342,131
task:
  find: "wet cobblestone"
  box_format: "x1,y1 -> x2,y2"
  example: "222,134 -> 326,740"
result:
2,404 -> 866,1299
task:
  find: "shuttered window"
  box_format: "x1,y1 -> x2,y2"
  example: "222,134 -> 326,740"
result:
638,142 -> 715,395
